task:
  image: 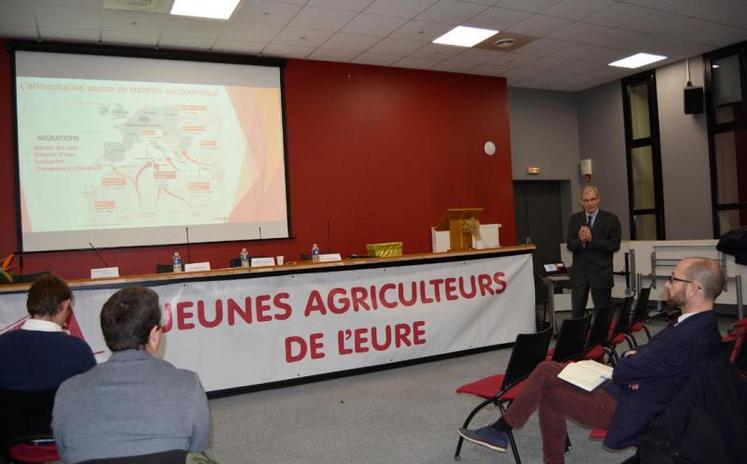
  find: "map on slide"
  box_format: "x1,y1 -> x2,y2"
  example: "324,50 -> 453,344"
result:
17,78 -> 254,233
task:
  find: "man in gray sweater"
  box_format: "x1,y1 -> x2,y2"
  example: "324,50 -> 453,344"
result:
52,286 -> 210,463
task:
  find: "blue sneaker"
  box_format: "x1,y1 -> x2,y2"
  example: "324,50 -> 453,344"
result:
458,426 -> 508,453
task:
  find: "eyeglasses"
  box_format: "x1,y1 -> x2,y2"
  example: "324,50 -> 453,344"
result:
669,274 -> 693,284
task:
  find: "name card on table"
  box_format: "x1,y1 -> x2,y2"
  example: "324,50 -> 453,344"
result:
318,253 -> 342,263
251,257 -> 276,268
90,267 -> 120,279
184,262 -> 211,272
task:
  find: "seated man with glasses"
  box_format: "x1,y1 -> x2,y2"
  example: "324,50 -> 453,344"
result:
458,257 -> 723,464
52,286 -> 210,463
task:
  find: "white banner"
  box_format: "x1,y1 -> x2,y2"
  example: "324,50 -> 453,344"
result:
0,253 -> 535,392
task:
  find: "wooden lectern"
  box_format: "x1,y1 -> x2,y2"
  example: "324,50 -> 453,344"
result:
435,208 -> 483,251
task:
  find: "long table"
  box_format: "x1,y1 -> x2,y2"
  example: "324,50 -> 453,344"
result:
0,246 -> 535,394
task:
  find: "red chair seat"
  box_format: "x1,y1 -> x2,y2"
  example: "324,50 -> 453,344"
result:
589,427 -> 607,440
630,321 -> 643,332
8,442 -> 60,464
584,345 -> 605,361
456,374 -> 526,401
610,333 -> 626,345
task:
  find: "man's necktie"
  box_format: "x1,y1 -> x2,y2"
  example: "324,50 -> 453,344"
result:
586,215 -> 593,228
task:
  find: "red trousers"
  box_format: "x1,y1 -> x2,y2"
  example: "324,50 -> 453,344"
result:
504,361 -> 617,464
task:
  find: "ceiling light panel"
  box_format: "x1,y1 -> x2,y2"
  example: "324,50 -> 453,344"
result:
170,0 -> 241,20
433,25 -> 498,47
608,52 -> 666,69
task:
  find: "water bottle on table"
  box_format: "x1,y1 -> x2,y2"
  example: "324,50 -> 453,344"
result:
240,248 -> 250,268
172,252 -> 183,272
312,243 -> 320,262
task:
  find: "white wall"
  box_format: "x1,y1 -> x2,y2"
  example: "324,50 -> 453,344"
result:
655,57 -> 713,239
510,56 -> 715,242
577,80 -> 630,238
508,87 -> 580,234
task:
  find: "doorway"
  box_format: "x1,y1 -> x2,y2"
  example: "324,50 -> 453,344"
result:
514,180 -> 570,305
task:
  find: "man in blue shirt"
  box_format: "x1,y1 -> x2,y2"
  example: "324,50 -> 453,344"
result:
0,274 -> 96,391
0,275 -> 96,448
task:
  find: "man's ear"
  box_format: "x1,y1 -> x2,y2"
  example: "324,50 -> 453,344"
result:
147,325 -> 161,354
55,299 -> 72,326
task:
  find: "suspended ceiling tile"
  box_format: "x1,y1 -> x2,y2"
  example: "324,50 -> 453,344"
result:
212,39 -> 267,54
512,38 -> 573,57
101,10 -> 166,34
218,22 -> 283,42
320,32 -> 382,52
233,1 -> 302,26
389,19 -> 452,42
415,0 -> 490,26
159,35 -> 215,50
363,0 -> 438,19
498,0 -> 562,14
342,13 -> 408,36
287,5 -> 357,31
543,0 -> 616,21
366,37 -> 425,55
408,42 -> 463,60
506,14 -> 573,37
162,16 -> 226,39
101,31 -> 159,46
35,5 -> 101,29
0,1 -> 35,27
465,6 -> 533,31
308,0 -> 373,12
273,26 -> 335,47
263,42 -> 316,58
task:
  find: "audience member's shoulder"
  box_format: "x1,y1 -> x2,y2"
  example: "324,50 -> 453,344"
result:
154,357 -> 200,380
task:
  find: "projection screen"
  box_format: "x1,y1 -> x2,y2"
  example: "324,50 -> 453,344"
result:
14,49 -> 289,252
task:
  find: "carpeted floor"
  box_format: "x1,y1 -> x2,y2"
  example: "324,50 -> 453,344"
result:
204,318 -> 703,463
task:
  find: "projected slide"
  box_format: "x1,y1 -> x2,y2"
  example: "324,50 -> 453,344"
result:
14,51 -> 289,251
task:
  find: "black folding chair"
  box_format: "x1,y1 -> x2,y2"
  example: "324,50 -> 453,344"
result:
80,450 -> 188,464
606,296 -> 636,362
454,325 -> 553,463
628,287 -> 653,344
0,389 -> 59,464
583,304 -> 615,364
550,314 -> 592,363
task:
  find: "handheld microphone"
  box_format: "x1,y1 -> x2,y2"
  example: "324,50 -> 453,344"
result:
185,226 -> 192,264
88,242 -> 111,268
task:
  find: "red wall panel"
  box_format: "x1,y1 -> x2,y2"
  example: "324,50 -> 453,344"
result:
0,48 -> 515,279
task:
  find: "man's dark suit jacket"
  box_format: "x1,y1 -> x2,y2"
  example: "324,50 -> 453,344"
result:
604,310 -> 722,449
566,209 -> 621,289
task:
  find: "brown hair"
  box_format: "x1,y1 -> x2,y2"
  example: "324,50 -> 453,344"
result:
26,274 -> 71,318
100,286 -> 161,351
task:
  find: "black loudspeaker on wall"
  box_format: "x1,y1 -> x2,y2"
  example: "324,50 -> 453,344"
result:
684,86 -> 704,114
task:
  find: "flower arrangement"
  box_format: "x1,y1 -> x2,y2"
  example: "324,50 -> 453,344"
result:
462,217 -> 482,245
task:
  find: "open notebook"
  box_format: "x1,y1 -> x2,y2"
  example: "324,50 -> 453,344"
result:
557,360 -> 614,392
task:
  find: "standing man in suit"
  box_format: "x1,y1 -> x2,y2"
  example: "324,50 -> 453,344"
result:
458,257 -> 724,463
567,185 -> 621,318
